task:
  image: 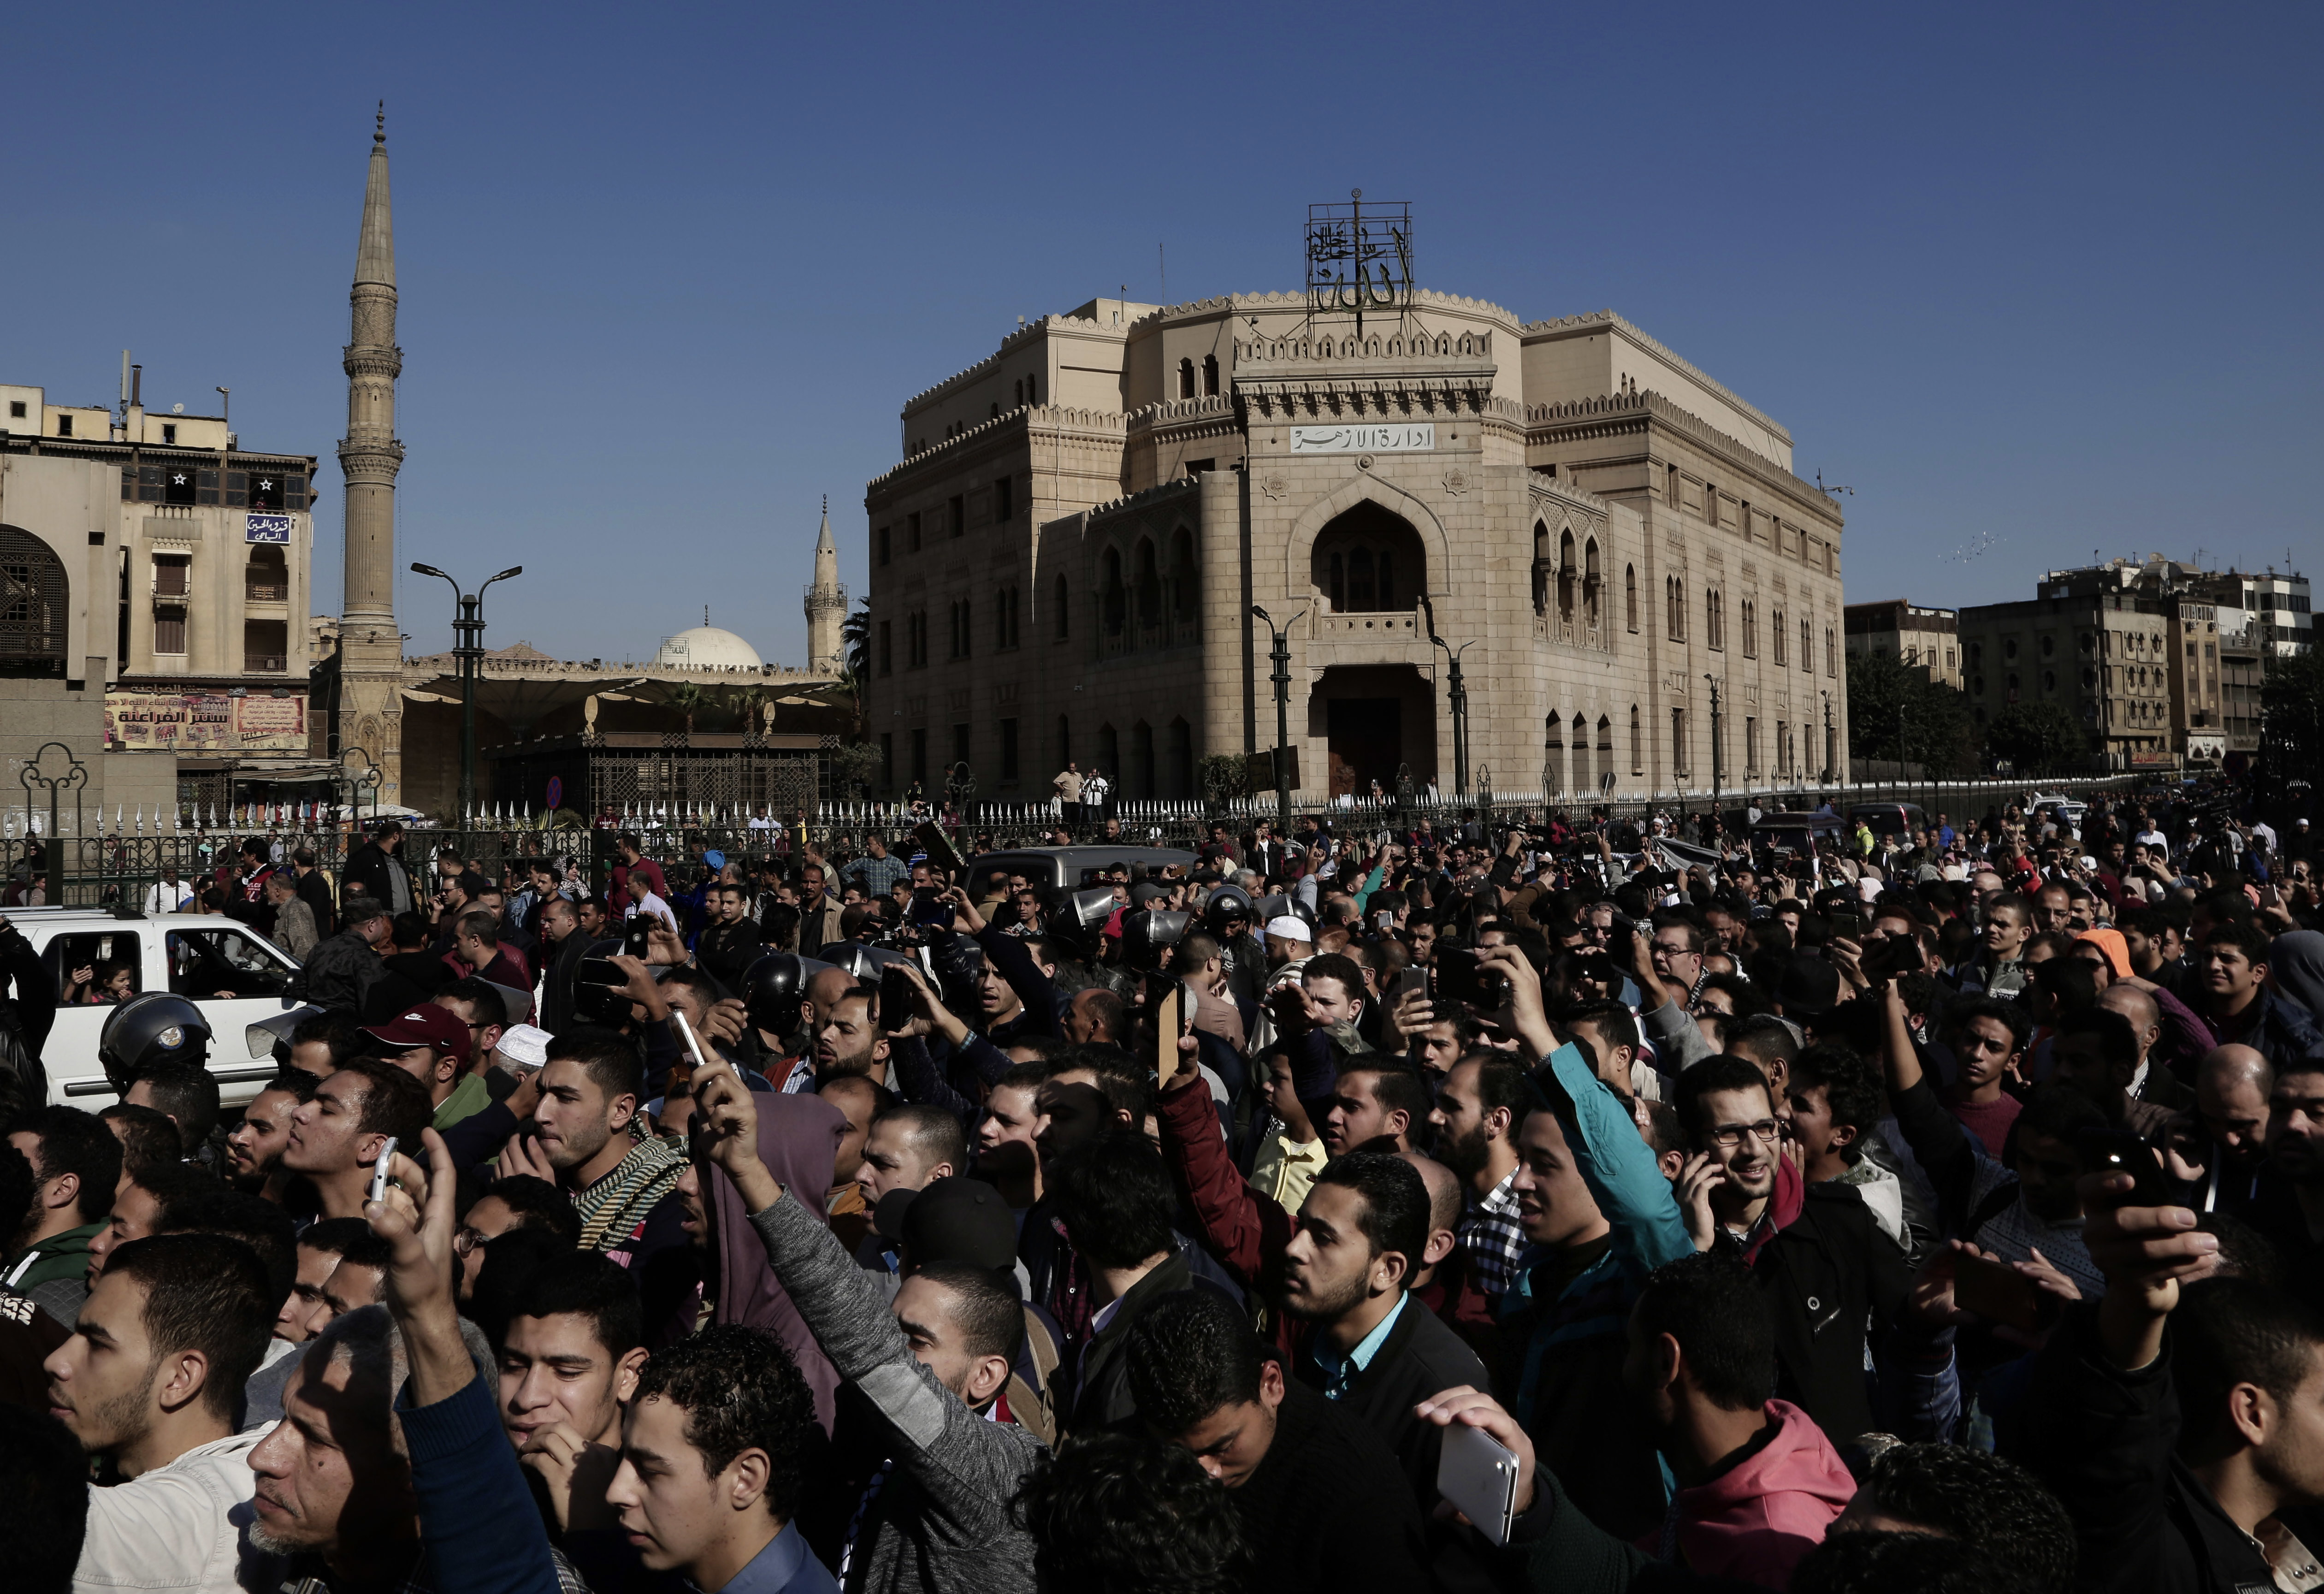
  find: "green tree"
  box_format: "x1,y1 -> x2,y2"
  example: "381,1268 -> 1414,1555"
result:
1844,650 -> 1979,776
843,598 -> 870,681
1984,700 -> 2087,775
2258,646 -> 2324,805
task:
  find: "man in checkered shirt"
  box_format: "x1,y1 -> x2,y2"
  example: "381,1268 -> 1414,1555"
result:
1425,1050 -> 1531,1296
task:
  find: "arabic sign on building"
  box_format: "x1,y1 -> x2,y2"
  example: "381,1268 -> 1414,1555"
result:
106,692 -> 309,753
1288,423 -> 1436,455
246,513 -> 294,544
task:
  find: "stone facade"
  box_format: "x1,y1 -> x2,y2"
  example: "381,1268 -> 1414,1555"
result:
1845,600 -> 1962,688
0,453 -> 184,829
863,290 -> 1850,800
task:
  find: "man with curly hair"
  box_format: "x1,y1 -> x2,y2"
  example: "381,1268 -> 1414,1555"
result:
603,1324 -> 835,1594
1013,1432 -> 1245,1594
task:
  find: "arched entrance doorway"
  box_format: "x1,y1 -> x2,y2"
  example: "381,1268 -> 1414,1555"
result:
1307,664 -> 1437,797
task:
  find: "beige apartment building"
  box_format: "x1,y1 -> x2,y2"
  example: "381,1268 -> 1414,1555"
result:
862,287 -> 1850,802
3,375 -> 319,801
1844,600 -> 1962,687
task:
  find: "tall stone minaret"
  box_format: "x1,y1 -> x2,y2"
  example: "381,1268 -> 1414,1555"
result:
804,496 -> 846,674
335,103 -> 407,801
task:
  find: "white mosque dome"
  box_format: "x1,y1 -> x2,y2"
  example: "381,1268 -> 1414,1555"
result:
655,625 -> 763,670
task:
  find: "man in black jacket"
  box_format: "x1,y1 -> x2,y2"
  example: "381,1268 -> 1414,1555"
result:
1673,1053 -> 1911,1446
1128,1289 -> 1430,1594
535,895 -> 592,1038
2024,1164 -> 2324,1593
342,820 -> 414,918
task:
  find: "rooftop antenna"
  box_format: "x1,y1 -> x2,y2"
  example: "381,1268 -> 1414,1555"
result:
119,350 -> 130,425
1815,471 -> 1853,497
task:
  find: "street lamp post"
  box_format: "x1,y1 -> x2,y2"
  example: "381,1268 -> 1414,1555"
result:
410,563 -> 522,825
1820,690 -> 1834,792
1704,674 -> 1723,818
1249,605 -> 1307,839
1417,595 -> 1475,797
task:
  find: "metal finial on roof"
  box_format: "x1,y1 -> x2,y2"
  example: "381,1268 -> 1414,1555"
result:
376,100 -> 385,144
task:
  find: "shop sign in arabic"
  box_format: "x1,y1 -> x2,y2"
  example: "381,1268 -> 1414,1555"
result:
105,692 -> 308,752
1288,424 -> 1436,455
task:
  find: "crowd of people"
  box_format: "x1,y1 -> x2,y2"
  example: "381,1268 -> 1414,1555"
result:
1,782 -> 2321,1594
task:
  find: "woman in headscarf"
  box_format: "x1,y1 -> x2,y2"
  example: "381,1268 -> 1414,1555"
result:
700,1085 -> 851,1432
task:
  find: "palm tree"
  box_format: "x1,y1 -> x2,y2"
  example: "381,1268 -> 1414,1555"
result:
668,681 -> 708,735
843,599 -> 871,681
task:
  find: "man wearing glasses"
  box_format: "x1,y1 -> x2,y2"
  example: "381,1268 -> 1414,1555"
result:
1672,1054 -> 1911,1451
1648,917 -> 1707,1011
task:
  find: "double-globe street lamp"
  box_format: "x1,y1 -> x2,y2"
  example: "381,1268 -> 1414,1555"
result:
410,563 -> 521,825
1249,605 -> 1307,840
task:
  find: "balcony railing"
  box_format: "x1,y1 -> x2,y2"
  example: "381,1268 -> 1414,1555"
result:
245,582 -> 287,602
244,654 -> 287,674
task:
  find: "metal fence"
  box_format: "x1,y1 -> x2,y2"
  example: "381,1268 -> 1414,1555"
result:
0,769 -> 2160,909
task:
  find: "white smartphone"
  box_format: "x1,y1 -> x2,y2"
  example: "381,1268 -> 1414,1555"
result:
672,1009 -> 729,1079
369,1137 -> 398,1205
1436,1420 -> 1521,1547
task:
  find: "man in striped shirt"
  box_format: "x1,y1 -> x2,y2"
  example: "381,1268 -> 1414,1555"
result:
1426,1051 -> 1530,1297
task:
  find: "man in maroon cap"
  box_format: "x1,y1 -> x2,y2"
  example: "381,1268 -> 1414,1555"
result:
361,1004 -> 490,1131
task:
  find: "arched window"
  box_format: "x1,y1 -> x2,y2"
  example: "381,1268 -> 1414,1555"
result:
1826,627 -> 1837,677
1544,714 -> 1565,792
1773,607 -> 1786,665
1705,588 -> 1721,651
1201,355 -> 1219,397
1584,539 -> 1602,630
0,525 -> 69,674
1625,564 -> 1638,633
1177,358 -> 1195,400
1101,549 -> 1125,637
1532,525 -> 1549,617
1134,539 -> 1161,627
1054,573 -> 1070,640
1800,618 -> 1812,672
1741,599 -> 1756,658
1557,530 -> 1576,623
1572,713 -> 1592,794
1310,502 -> 1420,613
1170,528 -> 1197,623
1630,705 -> 1643,775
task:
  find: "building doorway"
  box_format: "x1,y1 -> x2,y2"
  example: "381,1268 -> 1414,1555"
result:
1326,699 -> 1401,795
1308,664 -> 1437,796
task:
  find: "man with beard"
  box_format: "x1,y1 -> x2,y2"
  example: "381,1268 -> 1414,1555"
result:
44,1233 -> 274,1594
1316,1061 -> 1431,1160
2247,1059 -> 2324,1301
2181,1044 -> 2274,1217
223,1070 -> 317,1197
1427,1052 -> 1529,1301
809,984 -> 889,1084
1673,1053 -> 1911,1447
1153,1066 -> 1488,1499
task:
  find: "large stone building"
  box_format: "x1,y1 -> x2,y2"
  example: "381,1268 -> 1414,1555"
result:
1844,600 -> 1962,688
862,283 -> 1850,803
1960,555 -> 2307,771
2,366 -> 321,807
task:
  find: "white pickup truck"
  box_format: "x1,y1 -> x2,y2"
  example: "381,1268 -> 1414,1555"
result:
6,906 -> 308,1109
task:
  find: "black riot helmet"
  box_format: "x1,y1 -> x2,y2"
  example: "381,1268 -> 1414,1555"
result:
1203,885 -> 1255,936
1052,886 -> 1120,962
741,952 -> 809,1035
100,993 -> 213,1085
1120,909 -> 1190,973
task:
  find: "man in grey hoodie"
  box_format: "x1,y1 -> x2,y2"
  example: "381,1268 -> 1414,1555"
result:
692,1067 -> 1042,1594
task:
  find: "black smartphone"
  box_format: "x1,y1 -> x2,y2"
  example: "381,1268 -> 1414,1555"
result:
2076,1126 -> 2173,1209
576,956 -> 628,988
878,962 -> 913,1031
623,917 -> 652,958
909,889 -> 956,928
1392,966 -> 1429,1007
1830,908 -> 1866,940
1436,947 -> 1487,1007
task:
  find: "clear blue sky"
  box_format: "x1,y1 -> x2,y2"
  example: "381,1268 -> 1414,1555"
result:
6,2 -> 2317,663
